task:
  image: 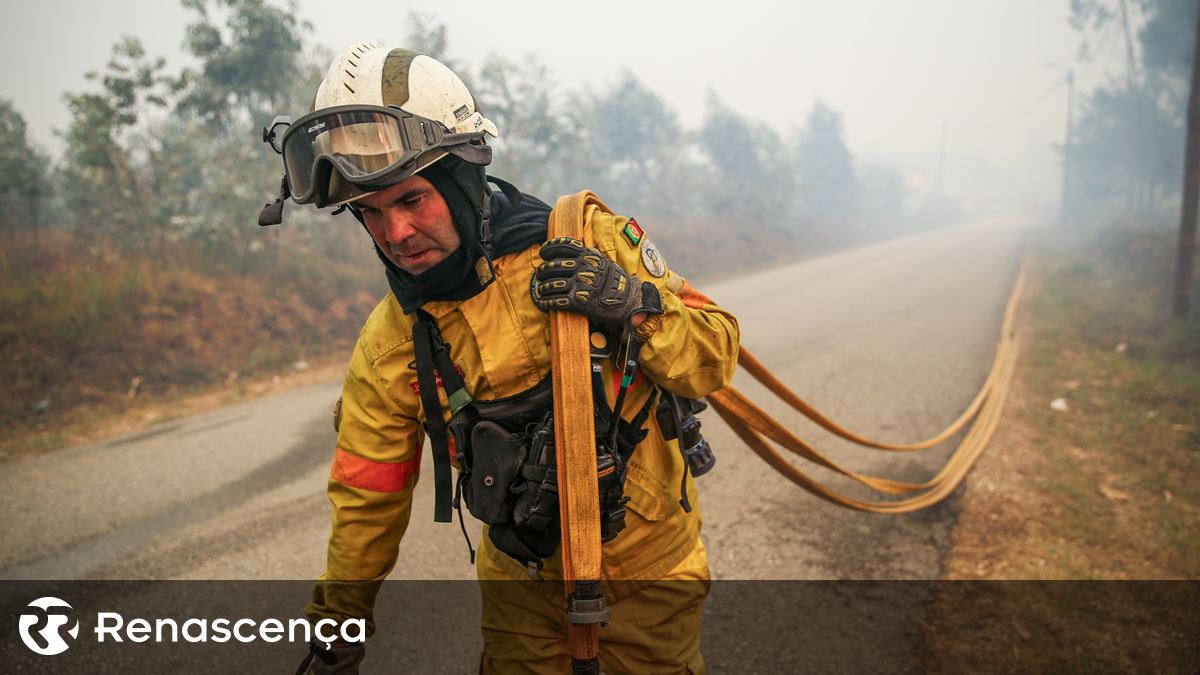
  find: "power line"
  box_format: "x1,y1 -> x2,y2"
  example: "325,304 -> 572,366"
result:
957,75 -> 1069,131
951,17 -> 1121,135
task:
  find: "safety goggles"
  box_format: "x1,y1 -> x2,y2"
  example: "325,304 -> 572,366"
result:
264,105 -> 489,205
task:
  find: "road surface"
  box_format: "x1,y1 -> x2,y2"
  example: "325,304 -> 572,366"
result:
0,221 -> 1024,671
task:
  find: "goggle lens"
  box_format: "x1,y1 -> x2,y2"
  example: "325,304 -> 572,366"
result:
282,108 -> 429,203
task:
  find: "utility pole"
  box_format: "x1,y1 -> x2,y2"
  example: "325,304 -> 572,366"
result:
1118,0 -> 1143,212
1059,69 -> 1075,229
1173,1 -> 1200,319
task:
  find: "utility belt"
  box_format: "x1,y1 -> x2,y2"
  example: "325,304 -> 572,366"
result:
412,311 -> 660,569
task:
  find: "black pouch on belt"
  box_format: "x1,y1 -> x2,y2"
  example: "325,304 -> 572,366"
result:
512,415 -> 559,532
463,420 -> 527,525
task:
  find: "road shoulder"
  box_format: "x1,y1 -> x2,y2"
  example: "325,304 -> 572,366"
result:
919,226 -> 1199,671
1,358 -> 345,463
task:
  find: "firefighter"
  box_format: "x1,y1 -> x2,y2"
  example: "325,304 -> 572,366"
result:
262,42 -> 739,674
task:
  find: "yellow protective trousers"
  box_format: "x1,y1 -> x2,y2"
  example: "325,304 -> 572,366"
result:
478,534 -> 711,675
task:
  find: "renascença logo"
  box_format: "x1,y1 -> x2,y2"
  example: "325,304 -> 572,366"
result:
15,595 -> 365,655
19,596 -> 80,656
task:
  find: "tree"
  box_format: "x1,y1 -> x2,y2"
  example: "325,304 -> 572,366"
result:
178,0 -> 308,122
402,11 -> 462,75
0,100 -> 49,242
1070,80 -> 1184,213
1072,0 -> 1196,84
1067,0 -> 1196,218
475,53 -> 586,200
59,36 -> 171,247
576,72 -> 694,216
793,101 -> 858,242
165,0 -> 324,265
697,92 -> 792,228
1139,0 -> 1199,83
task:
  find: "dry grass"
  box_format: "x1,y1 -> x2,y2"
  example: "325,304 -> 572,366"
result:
0,230 -> 383,459
919,225 -> 1200,673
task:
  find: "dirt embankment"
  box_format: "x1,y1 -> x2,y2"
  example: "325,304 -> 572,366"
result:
0,231 -> 385,459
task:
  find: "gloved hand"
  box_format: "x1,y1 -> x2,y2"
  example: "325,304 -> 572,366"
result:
295,640 -> 366,675
533,237 -> 663,330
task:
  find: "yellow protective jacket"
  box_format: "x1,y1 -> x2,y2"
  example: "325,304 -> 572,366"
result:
307,204 -> 739,633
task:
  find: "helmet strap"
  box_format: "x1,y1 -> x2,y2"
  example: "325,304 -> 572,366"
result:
445,140 -> 492,166
478,176 -> 525,257
479,184 -> 493,257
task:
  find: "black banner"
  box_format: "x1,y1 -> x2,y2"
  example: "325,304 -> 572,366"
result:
1,581 -> 1196,673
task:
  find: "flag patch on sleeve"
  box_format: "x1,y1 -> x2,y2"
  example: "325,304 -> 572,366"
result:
622,218 -> 644,247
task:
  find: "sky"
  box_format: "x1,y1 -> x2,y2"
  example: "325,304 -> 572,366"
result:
0,0 -> 1128,216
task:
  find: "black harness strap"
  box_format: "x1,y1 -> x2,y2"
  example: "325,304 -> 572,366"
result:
587,330 -> 660,452
416,311 -> 662,543
630,389 -> 657,436
412,312 -> 455,523
453,473 -> 476,563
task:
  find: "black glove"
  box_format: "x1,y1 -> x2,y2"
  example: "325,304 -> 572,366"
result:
296,640 -> 366,675
533,237 -> 662,330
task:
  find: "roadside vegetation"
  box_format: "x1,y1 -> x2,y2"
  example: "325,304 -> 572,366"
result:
919,224 -> 1200,672
0,228 -> 382,459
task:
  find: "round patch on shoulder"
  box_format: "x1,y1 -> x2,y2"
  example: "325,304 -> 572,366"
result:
640,238 -> 667,278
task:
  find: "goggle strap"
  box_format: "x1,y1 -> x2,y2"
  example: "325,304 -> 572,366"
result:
445,139 -> 491,165
258,174 -> 290,227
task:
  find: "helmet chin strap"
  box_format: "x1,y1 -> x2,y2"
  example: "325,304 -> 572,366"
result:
479,184 -> 493,257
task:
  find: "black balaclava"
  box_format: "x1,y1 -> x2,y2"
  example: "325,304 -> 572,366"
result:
372,155 -> 551,313
378,158 -> 491,312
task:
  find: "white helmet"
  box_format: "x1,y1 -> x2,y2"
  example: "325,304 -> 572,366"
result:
314,42 -> 497,139
269,43 -> 498,207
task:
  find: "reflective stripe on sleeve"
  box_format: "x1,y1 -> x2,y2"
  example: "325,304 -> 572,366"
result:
330,447 -> 421,493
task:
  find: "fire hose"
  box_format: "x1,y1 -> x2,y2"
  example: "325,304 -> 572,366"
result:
548,191 -> 1025,673
547,191 -> 610,675
706,259 -> 1025,513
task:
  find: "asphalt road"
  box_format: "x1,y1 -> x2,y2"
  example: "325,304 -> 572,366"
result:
0,221 -> 1024,671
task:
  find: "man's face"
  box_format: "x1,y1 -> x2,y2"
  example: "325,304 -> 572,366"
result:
355,175 -> 461,275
